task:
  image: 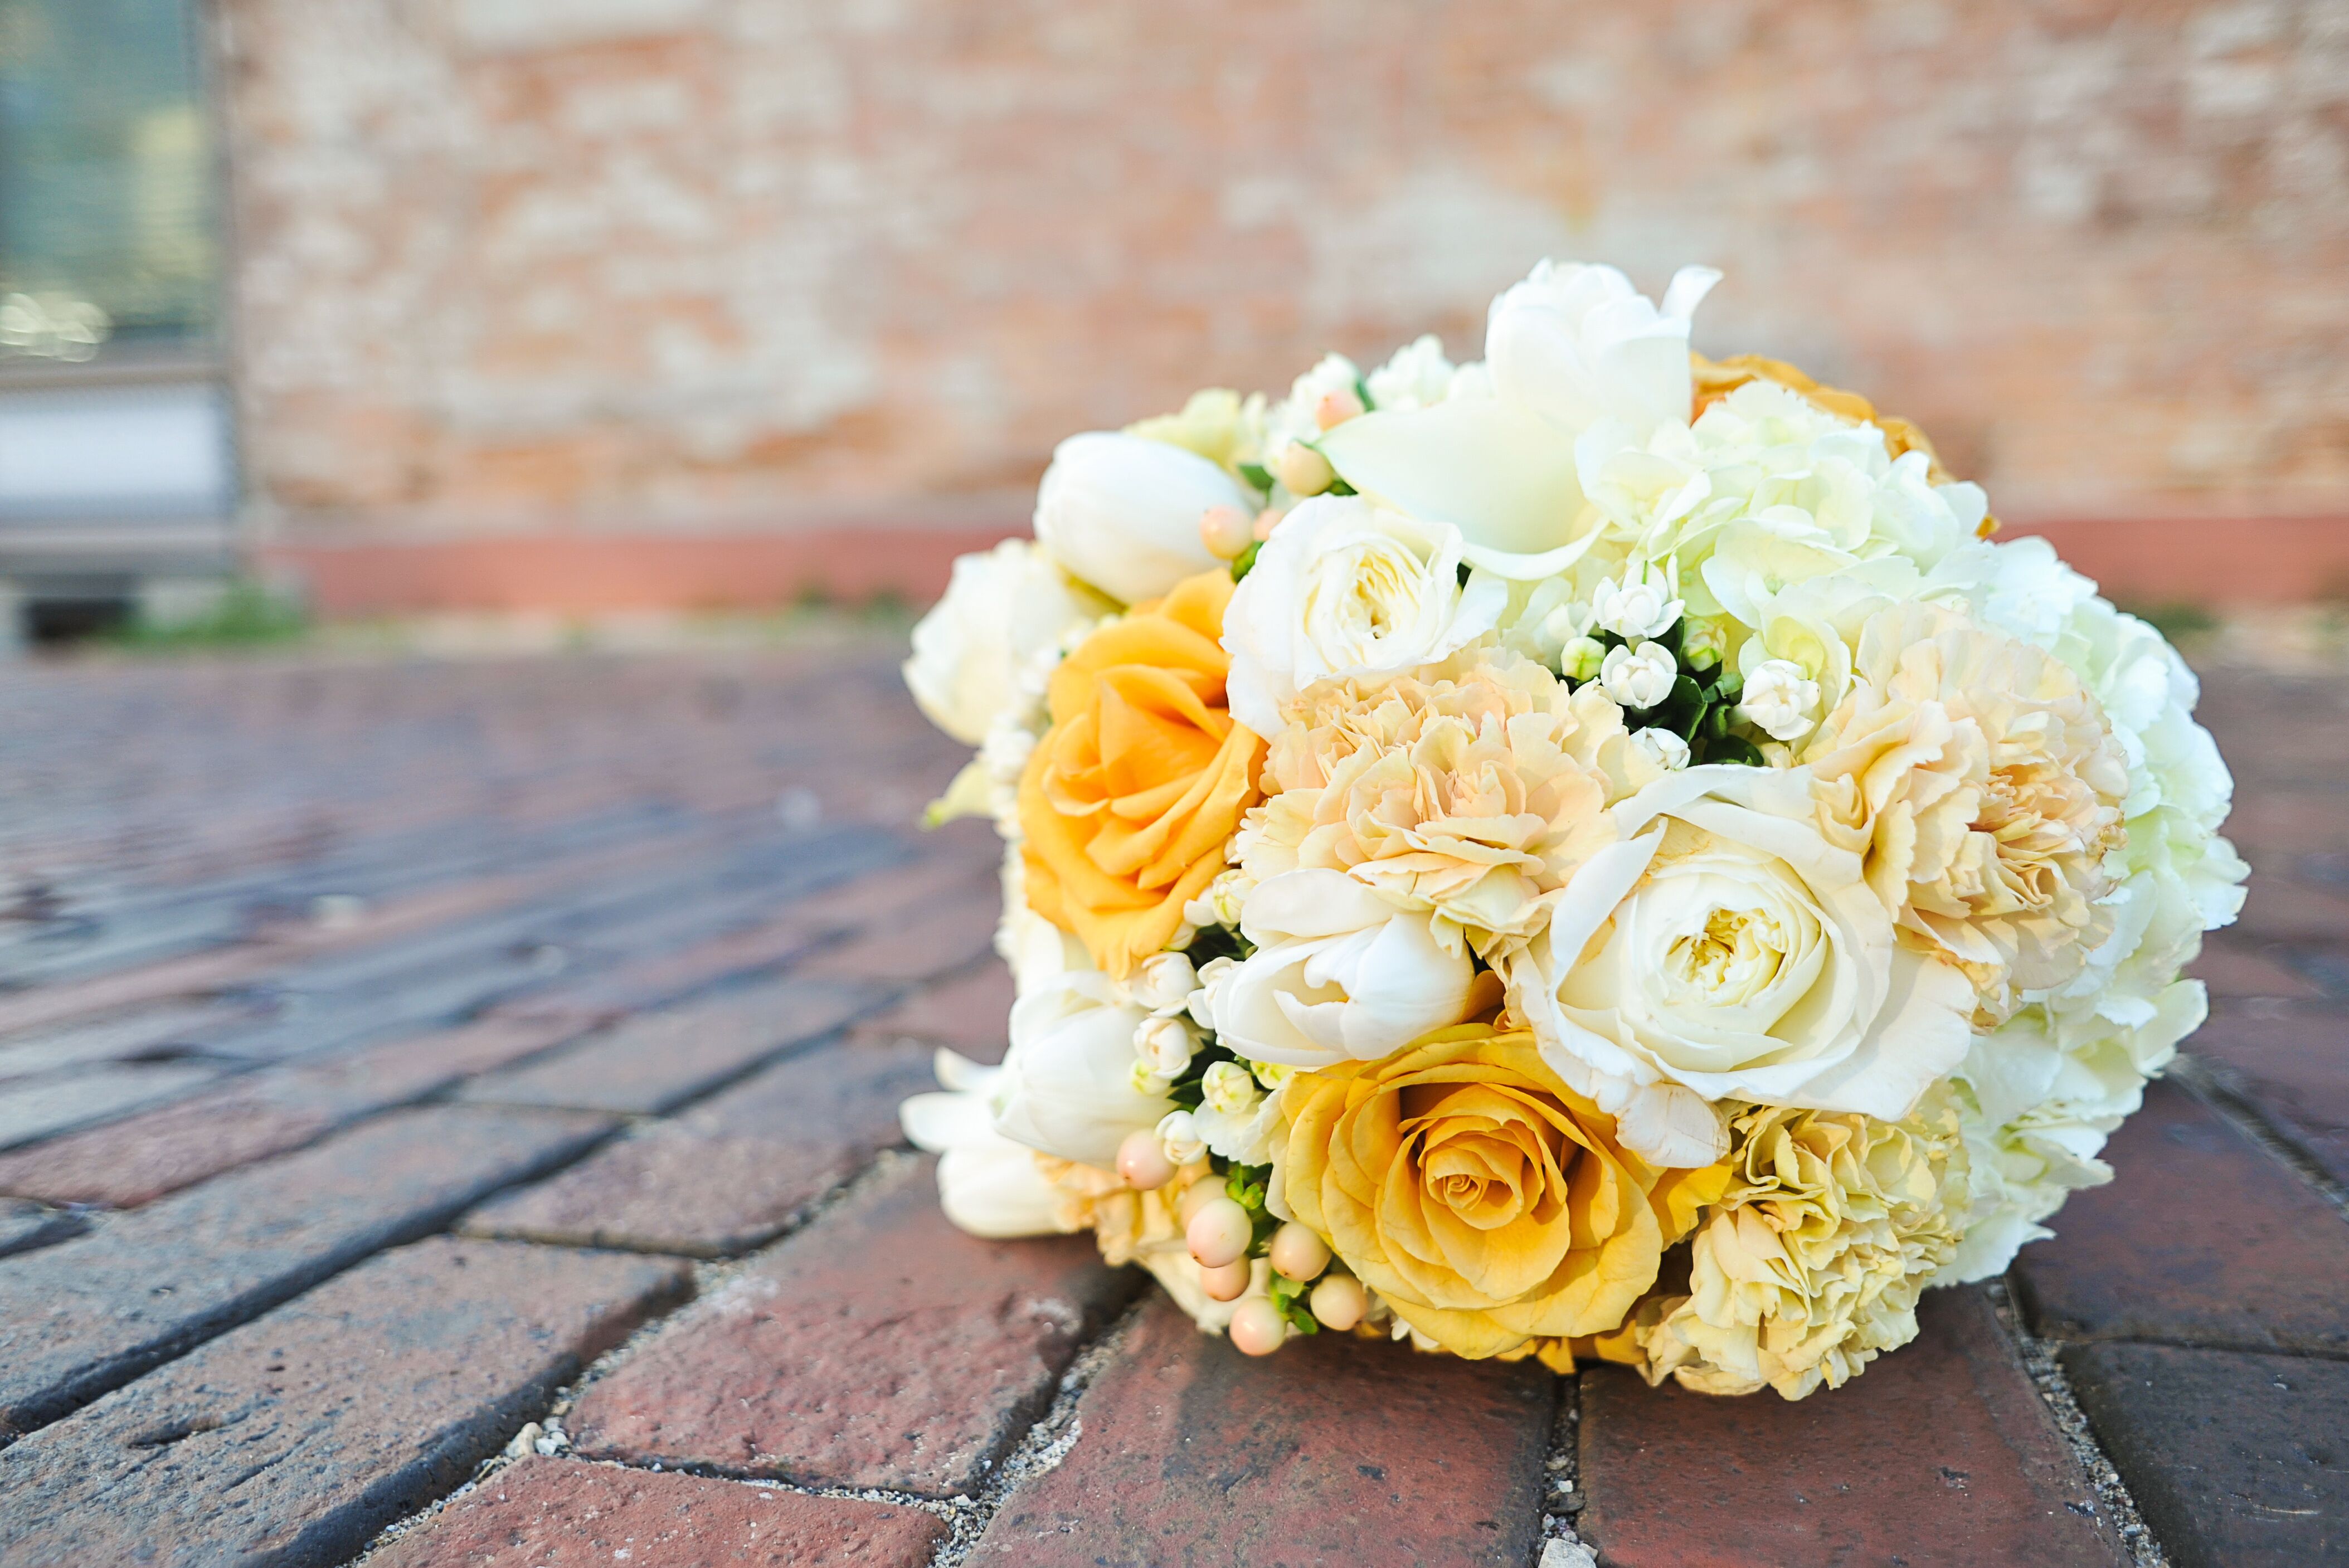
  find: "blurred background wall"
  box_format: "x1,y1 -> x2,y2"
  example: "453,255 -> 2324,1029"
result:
2,0 -> 2346,631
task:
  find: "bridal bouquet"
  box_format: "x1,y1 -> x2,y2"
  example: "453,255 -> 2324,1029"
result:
896,260 -> 2245,1399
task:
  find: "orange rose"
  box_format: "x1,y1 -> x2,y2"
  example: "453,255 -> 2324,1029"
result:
1019,569 -> 1263,976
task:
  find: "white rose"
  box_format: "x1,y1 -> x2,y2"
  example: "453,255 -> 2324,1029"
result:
899,1050 -> 1074,1239
903,538 -> 1107,746
1508,764 -> 1977,1153
1221,494 -> 1506,738
1209,869 -> 1486,1068
1599,640 -> 1677,710
1739,658 -> 1821,743
993,973 -> 1174,1167
1487,259 -> 1721,441
1032,431 -> 1250,605
1591,561 -> 1683,640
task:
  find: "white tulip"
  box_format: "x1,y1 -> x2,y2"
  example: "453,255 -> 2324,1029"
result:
1032,431 -> 1248,605
1210,869 -> 1485,1068
1600,640 -> 1678,710
1739,658 -> 1822,743
899,1051 -> 1073,1238
1487,259 -> 1721,441
993,973 -> 1174,1167
903,539 -> 1107,746
1222,495 -> 1505,738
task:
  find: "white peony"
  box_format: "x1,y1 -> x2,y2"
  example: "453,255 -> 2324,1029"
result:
1208,869 -> 1486,1068
904,538 -> 1108,746
993,972 -> 1175,1167
1222,494 -> 1506,738
1507,764 -> 1978,1165
1032,431 -> 1250,605
900,1050 -> 1074,1239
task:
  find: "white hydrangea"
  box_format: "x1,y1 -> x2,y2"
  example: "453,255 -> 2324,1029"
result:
1365,334 -> 1456,413
1572,381 -> 1987,629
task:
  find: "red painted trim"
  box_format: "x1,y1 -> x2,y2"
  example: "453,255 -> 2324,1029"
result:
258,515 -> 2349,618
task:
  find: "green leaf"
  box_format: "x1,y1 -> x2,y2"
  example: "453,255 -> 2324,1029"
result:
1353,375 -> 1375,412
1238,462 -> 1274,493
1230,540 -> 1262,582
1705,734 -> 1766,767
1326,477 -> 1358,496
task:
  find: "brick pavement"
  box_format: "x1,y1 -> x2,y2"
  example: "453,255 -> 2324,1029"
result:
0,639 -> 2341,1566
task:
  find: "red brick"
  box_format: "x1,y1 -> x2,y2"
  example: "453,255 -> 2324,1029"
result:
2190,1005 -> 2349,1186
0,1061 -> 225,1152
0,1197 -> 81,1260
2230,875 -> 2349,945
2186,939 -> 2325,1001
2012,1079 -> 2349,1357
797,880 -> 1001,985
570,1157 -> 1133,1496
0,1103 -> 618,1438
371,1458 -> 946,1568
853,959 -> 1016,1064
0,1016 -> 585,1207
2060,1341 -> 2349,1568
463,1037 -> 933,1257
1577,1287 -> 2124,1567
969,1295 -> 1554,1567
459,977 -> 882,1114
0,1239 -> 689,1568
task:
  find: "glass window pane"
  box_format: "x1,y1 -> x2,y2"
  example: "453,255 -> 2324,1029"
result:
0,0 -> 218,361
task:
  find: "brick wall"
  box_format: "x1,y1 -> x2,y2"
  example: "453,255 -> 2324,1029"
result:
217,0 -> 2349,602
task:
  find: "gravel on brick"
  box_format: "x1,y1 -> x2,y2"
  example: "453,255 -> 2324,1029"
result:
368,1457 -> 947,1568
2062,1340 -> 2349,1568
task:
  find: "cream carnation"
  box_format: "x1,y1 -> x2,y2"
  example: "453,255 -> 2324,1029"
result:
1806,603 -> 2129,1004
1637,1096 -> 1969,1400
1238,648 -> 1626,954
1222,495 -> 1506,738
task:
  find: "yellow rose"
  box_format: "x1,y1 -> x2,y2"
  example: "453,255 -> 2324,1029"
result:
1019,569 -> 1264,976
1279,1026 -> 1716,1360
